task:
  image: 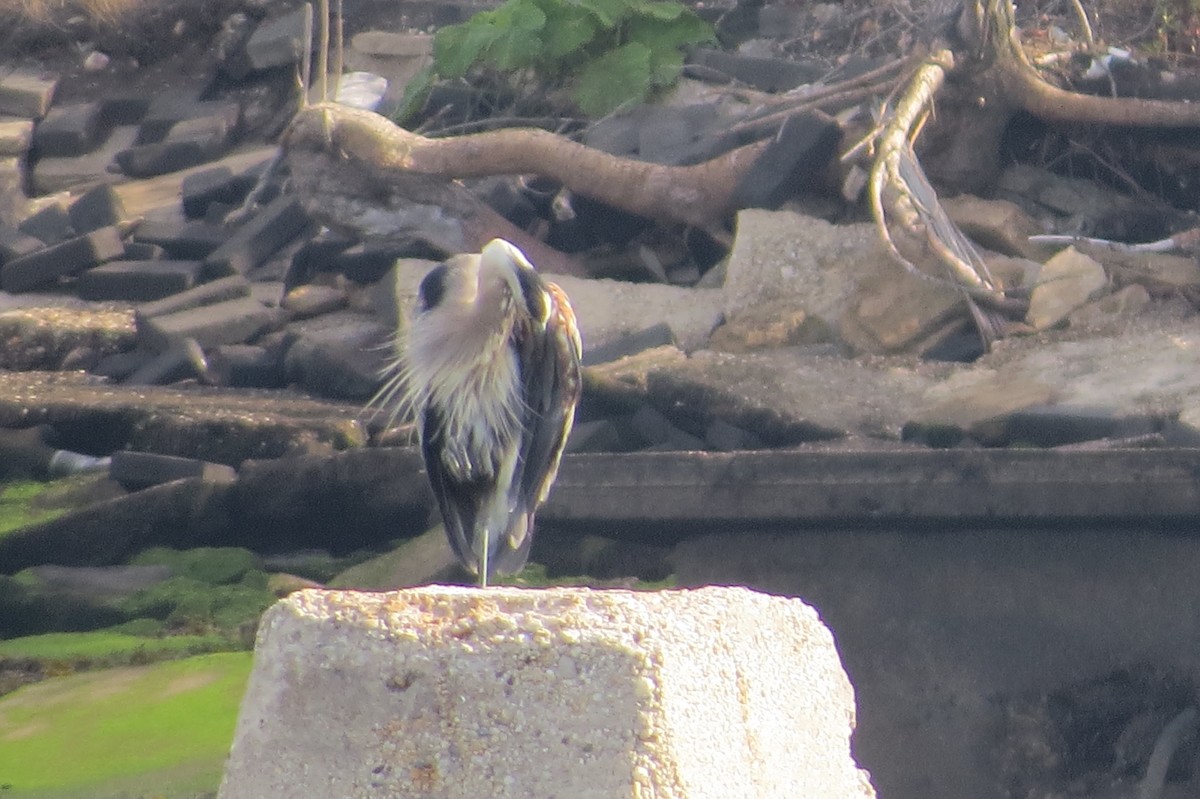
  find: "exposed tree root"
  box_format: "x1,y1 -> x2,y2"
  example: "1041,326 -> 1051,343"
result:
978,0 -> 1200,127
282,102 -> 768,231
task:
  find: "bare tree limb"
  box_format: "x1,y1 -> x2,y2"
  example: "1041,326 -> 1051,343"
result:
282,103 -> 769,230
981,0 -> 1200,126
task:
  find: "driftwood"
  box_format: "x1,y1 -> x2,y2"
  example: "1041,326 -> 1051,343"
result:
280,103 -> 771,275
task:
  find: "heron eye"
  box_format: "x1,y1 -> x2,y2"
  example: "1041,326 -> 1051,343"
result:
418,263 -> 449,311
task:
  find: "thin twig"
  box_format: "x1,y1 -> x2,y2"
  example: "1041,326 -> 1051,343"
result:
317,0 -> 329,102
1028,234 -> 1179,252
334,0 -> 344,94
1067,0 -> 1095,48
751,55 -> 913,118
730,83 -> 901,138
298,2 -> 312,109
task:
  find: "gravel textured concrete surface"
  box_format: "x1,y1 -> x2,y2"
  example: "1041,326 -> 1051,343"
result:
219,586 -> 877,799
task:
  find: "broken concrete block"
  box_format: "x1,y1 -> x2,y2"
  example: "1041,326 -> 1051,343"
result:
92,348 -> 156,380
723,209 -> 891,340
943,194 -> 1048,261
636,104 -> 719,166
1066,283 -> 1152,333
0,157 -> 20,223
123,241 -> 167,260
286,231 -> 356,288
550,275 -> 723,357
0,226 -> 45,266
1026,246 -> 1108,330
68,183 -> 127,233
709,298 -> 832,353
350,30 -> 433,58
139,92 -> 234,143
839,266 -> 966,355
218,586 -> 877,799
563,418 -> 622,453
0,71 -> 58,118
210,344 -> 285,388
77,260 -> 203,301
0,116 -> 34,156
30,124 -> 139,195
1,226 -> 125,293
122,339 -> 209,385
116,113 -> 233,177
110,450 -> 237,490
18,201 -> 73,244
731,110 -> 841,209
584,113 -> 640,157
630,403 -> 707,450
99,94 -> 151,127
581,321 -> 675,366
203,195 -> 309,278
281,284 -> 347,318
282,314 -> 389,399
333,242 -> 405,283
181,165 -> 244,218
214,12 -> 258,80
138,295 -> 275,352
117,138 -> 212,178
136,274 -> 252,320
32,101 -> 104,157
704,417 -> 765,451
133,219 -> 228,259
245,5 -> 311,71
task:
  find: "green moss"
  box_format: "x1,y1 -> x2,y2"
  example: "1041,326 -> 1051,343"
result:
131,547 -> 261,585
0,652 -> 253,797
117,576 -> 275,632
0,480 -> 66,536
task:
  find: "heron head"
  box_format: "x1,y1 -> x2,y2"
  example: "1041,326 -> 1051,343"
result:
479,238 -> 550,326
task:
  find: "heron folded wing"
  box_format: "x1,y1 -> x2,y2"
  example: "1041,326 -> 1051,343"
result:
422,405 -> 489,576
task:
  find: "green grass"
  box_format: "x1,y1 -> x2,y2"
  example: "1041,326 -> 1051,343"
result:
0,651 -> 253,797
0,630 -> 231,662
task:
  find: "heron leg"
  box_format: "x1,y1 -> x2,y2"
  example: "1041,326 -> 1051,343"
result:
479,528 -> 489,588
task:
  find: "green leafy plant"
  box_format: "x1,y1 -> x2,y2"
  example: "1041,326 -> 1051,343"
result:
401,0 -> 714,119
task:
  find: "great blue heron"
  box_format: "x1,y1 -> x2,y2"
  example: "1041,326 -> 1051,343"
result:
372,238 -> 582,586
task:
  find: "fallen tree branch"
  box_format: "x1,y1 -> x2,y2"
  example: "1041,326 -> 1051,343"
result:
981,0 -> 1200,127
282,102 -> 769,230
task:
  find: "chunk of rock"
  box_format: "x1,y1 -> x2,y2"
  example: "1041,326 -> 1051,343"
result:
709,298 -> 832,353
723,209 -> 893,341
838,266 -> 967,356
218,586 -> 876,799
1066,283 -> 1151,333
0,71 -> 58,118
942,194 -> 1049,261
1025,246 -> 1108,330
910,323 -> 1200,446
595,346 -> 934,444
282,312 -> 391,400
